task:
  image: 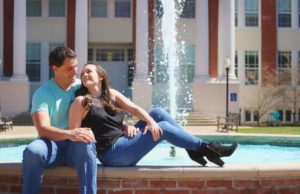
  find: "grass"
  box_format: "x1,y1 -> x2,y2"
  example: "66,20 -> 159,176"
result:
238,126 -> 300,135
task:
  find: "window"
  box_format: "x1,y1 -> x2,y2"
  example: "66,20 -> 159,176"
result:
235,51 -> 238,78
49,0 -> 65,17
91,0 -> 107,17
245,110 -> 251,122
286,110 -> 292,122
277,0 -> 291,27
245,0 -> 258,27
278,51 -> 291,85
235,0 -> 238,26
127,49 -> 134,86
245,51 -> 259,85
88,48 -> 94,62
26,43 -> 41,82
180,0 -> 195,18
253,110 -> 259,122
155,0 -> 163,18
48,43 -> 64,79
115,0 -> 131,17
96,49 -> 125,61
278,110 -> 283,121
154,44 -> 195,83
127,48 -> 133,62
180,44 -> 195,83
26,0 -> 41,17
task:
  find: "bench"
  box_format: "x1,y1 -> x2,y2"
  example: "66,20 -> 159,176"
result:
0,120 -> 13,132
217,113 -> 239,132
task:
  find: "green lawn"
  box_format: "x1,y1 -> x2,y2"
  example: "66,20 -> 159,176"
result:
238,126 -> 300,135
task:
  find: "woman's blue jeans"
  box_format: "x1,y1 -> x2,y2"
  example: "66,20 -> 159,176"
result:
22,139 -> 97,194
99,107 -> 206,167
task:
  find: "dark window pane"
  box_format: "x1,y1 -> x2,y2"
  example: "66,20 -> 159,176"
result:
245,110 -> 251,122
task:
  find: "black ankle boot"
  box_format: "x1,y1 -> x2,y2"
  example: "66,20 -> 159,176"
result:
186,143 -> 238,167
207,142 -> 238,157
205,142 -> 238,167
186,149 -> 207,166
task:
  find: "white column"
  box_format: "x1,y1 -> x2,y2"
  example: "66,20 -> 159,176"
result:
12,0 -> 28,81
0,0 -> 3,77
132,0 -> 152,111
194,0 -> 209,82
218,0 -> 236,80
134,0 -> 149,83
75,0 -> 88,73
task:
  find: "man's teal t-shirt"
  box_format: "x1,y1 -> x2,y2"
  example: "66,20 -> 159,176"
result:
31,79 -> 81,129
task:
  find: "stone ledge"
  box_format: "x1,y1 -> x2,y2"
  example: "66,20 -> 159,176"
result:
1,162 -> 300,179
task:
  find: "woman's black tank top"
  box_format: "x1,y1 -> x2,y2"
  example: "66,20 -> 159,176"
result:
81,98 -> 124,155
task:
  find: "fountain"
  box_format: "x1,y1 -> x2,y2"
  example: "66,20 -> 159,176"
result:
153,0 -> 191,119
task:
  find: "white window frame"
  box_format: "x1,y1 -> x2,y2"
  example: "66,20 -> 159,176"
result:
245,51 -> 259,86
277,51 -> 292,85
277,0 -> 292,27
245,0 -> 259,27
26,43 -> 41,82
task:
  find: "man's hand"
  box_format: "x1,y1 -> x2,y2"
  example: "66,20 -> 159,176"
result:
123,124 -> 140,137
68,128 -> 96,143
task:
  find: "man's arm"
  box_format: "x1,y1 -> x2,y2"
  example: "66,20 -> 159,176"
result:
33,111 -> 95,143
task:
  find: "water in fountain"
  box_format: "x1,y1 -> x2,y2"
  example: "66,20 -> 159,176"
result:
157,0 -> 186,118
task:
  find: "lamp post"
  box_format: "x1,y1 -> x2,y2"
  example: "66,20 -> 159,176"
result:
225,57 -> 231,118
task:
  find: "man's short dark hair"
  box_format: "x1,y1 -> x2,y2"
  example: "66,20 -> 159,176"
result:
48,47 -> 76,68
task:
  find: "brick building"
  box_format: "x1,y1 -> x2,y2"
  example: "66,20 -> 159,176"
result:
0,0 -> 299,124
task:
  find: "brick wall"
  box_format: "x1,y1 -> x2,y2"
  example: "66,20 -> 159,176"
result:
1,163 -> 300,194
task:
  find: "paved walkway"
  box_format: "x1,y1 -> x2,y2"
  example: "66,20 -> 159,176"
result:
0,125 -> 238,140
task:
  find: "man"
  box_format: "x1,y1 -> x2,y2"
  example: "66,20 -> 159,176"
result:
22,47 -> 97,194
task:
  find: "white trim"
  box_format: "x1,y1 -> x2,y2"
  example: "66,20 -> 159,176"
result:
109,0 -> 115,18
41,42 -> 48,82
42,0 -> 48,18
237,50 -> 245,85
292,0 -> 298,29
292,50 -> 298,86
237,0 -> 244,27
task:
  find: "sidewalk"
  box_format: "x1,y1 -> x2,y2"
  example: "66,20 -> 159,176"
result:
0,125 -> 233,140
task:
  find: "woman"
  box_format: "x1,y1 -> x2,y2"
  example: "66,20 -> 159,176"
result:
69,63 -> 237,167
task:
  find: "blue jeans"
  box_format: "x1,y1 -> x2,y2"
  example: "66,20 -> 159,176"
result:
99,107 -> 206,167
22,139 -> 97,194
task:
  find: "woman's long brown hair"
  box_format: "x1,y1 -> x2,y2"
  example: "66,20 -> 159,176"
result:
75,63 -> 120,114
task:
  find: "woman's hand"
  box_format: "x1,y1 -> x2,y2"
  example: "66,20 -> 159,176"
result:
68,127 -> 96,143
143,122 -> 163,141
123,124 -> 140,137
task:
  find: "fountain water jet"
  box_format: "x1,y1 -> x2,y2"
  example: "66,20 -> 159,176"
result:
159,0 -> 186,118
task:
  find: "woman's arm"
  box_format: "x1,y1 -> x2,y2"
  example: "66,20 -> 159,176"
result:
69,96 -> 95,142
69,96 -> 86,129
111,89 -> 163,141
